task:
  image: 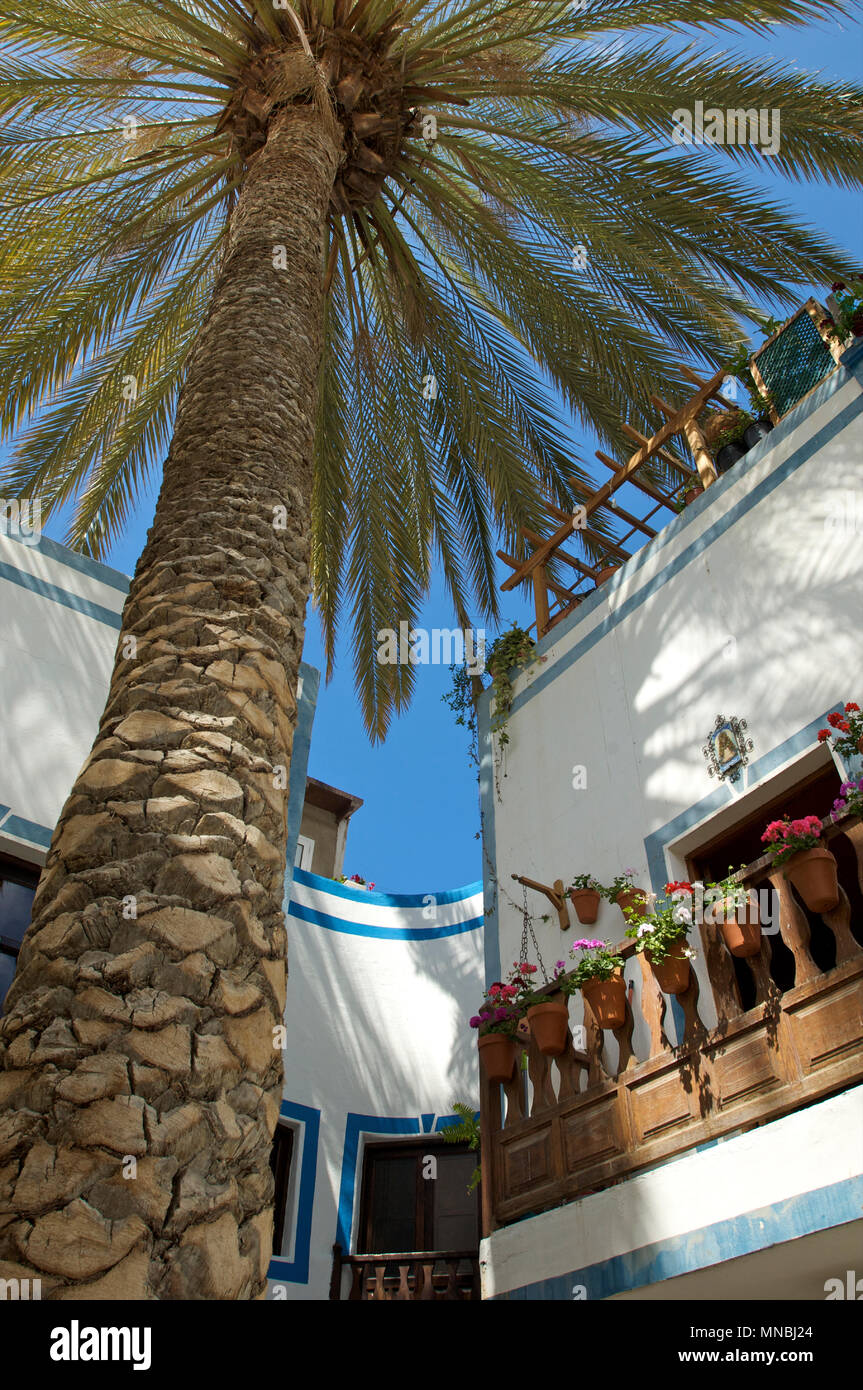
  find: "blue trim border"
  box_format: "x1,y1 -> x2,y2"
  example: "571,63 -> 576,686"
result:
336,1113 -> 421,1251
491,1173 -> 863,1300
288,895 -> 483,942
0,559 -> 124,630
1,528 -> 130,592
293,865 -> 483,910
266,1100 -> 321,1286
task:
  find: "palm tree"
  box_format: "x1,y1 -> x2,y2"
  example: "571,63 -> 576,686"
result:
0,0 -> 861,1299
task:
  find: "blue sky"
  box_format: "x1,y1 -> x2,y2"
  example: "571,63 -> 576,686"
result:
16,12 -> 863,893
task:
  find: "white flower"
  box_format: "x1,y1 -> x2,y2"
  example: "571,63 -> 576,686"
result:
637,924 -> 652,938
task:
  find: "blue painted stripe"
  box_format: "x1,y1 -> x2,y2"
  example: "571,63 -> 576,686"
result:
514,388 -> 863,711
266,1100 -> 321,1286
288,896 -> 483,941
0,559 -> 123,630
491,1172 -> 863,1300
1,529 -> 130,592
293,865 -> 483,908
0,814 -> 52,849
335,1113 -> 421,1251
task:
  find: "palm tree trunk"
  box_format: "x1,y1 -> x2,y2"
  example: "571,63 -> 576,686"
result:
0,106 -> 342,1300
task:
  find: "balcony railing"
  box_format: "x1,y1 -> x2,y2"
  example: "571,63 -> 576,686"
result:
480,812 -> 863,1234
329,1244 -> 480,1300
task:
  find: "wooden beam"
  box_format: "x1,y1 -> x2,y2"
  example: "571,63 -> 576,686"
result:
547,483 -> 658,542
532,563 -> 550,637
497,551 -> 583,601
620,423 -> 690,475
523,524 -> 631,568
579,366 -> 726,522
594,453 -> 675,514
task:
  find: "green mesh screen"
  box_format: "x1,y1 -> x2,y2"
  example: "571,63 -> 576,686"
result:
753,311 -> 836,418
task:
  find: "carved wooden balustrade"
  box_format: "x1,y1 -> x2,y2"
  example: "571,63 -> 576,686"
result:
329,1245 -> 480,1300
480,812 -> 863,1235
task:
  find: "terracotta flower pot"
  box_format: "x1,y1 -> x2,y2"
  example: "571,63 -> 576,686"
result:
705,896 -> 761,957
569,887 -> 601,924
527,1001 -> 570,1056
684,486 -> 703,506
477,1033 -> 518,1084
646,940 -> 691,994
783,846 -> 840,915
581,975 -> 627,1030
596,566 -> 618,586
614,887 -> 646,921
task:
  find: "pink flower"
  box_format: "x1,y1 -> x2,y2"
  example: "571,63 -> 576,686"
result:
572,937 -> 604,950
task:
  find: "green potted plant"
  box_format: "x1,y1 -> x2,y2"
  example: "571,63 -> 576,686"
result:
760,815 -> 839,915
439,1102 -> 482,1195
726,342 -> 776,446
817,703 -> 863,759
516,961 -> 571,1056
671,473 -> 704,513
561,938 -> 626,1030
469,981 -> 525,1083
703,867 -> 761,957
569,873 -> 603,925
604,869 -> 647,923
626,882 -> 696,994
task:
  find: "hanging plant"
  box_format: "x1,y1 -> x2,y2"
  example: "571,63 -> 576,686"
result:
442,622 -> 537,798
485,624 -> 537,750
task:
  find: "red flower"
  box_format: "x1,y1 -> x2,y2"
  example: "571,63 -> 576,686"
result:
839,720 -> 851,733
845,703 -> 860,713
827,711 -> 844,727
817,729 -> 831,743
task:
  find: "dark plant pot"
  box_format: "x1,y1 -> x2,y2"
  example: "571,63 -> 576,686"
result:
569,888 -> 601,924
783,847 -> 840,915
742,419 -> 773,450
478,1033 -> 518,1084
646,940 -> 691,995
526,1001 -> 570,1056
715,442 -> 746,474
581,975 -> 627,1030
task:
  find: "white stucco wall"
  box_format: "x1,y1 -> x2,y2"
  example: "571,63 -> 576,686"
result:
267,869 -> 485,1301
0,531 -> 128,863
481,353 -> 863,1037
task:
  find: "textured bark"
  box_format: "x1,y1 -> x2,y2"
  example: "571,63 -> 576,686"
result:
0,106 -> 342,1299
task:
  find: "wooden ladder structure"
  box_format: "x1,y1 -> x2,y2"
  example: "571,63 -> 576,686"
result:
499,364 -> 730,638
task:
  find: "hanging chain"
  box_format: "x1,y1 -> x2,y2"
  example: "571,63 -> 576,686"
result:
520,884 -> 549,983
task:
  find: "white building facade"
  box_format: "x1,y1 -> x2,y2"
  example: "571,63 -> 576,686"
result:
477,340 -> 863,1300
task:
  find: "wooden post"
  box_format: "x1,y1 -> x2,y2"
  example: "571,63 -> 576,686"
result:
683,415 -> 717,490
532,561 -> 550,637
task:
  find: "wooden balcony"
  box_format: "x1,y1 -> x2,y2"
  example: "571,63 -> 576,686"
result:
329,1244 -> 480,1300
481,813 -> 863,1234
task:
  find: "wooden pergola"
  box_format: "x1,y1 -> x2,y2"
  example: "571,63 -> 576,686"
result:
499,364 -> 730,638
